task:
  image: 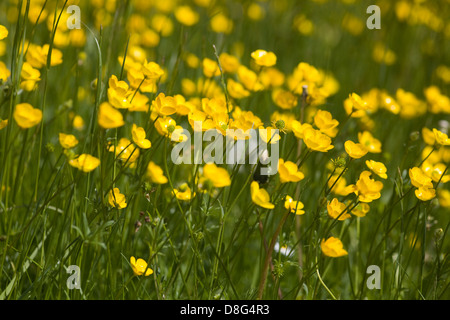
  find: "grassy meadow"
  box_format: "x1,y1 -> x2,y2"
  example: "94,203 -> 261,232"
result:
0,0 -> 449,300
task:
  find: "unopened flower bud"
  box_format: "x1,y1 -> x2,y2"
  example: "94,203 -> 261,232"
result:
195,231 -> 204,242
167,125 -> 175,133
45,143 -> 55,153
332,157 -> 346,168
275,120 -> 285,130
410,131 -> 420,141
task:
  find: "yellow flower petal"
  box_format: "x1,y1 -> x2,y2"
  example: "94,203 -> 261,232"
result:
321,237 -> 348,258
13,103 -> 42,129
250,181 -> 275,209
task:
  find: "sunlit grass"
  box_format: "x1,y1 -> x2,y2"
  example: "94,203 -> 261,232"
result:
0,0 -> 449,300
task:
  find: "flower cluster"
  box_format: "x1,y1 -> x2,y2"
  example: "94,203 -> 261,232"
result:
0,0 -> 449,300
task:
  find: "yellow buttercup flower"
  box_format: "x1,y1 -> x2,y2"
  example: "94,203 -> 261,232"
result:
260,67 -> 285,89
227,78 -> 251,99
237,65 -> 264,91
146,161 -> 168,184
0,119 -> 8,130
430,164 -> 450,183
247,2 -> 265,21
342,13 -> 364,36
327,175 -> 355,196
327,198 -> 351,221
293,14 -> 314,35
349,92 -> 369,111
210,12 -> 234,34
132,124 -> 151,149
129,91 -> 150,112
0,25 -> 8,40
155,116 -> 179,137
372,42 -> 396,65
201,97 -> 228,117
270,111 -> 295,132
438,147 -> 450,164
284,61 -> 320,93
108,187 -> 127,209
109,137 -> 140,163
13,103 -> 43,129
365,160 -> 387,179
359,88 -> 381,114
291,121 -> 312,139
396,88 -> 427,119
20,62 -> 41,91
358,131 -> 382,153
73,115 -> 85,131
380,92 -> 401,115
69,29 -> 86,47
130,256 -> 153,276
151,14 -> 174,37
226,122 -> 252,140
173,183 -> 196,201
152,92 -> 177,116
203,163 -> 231,188
126,47 -> 146,65
351,202 -> 370,217
141,60 -> 164,79
321,237 -> 348,258
202,58 -> 221,78
421,162 -> 450,183
314,109 -> 339,138
435,66 -> 450,84
171,126 -> 189,143
302,127 -> 334,152
272,88 -> 297,110
438,189 -> 450,208
433,128 -> 450,146
259,126 -> 280,144
107,75 -> 132,109
0,61 -> 11,82
422,127 -> 436,146
250,181 -> 275,209
98,102 -> 125,129
231,107 -> 264,130
343,96 -> 366,118
174,94 -> 195,116
53,30 -> 69,48
415,187 -> 436,201
59,133 -> 79,149
127,67 -> 158,93
284,195 -> 305,215
409,167 -> 433,189
424,86 -> 450,114
278,159 -> 305,183
184,52 -> 200,68
344,140 -> 368,159
219,53 -> 240,74
421,146 -> 440,165
355,171 -> 383,203
251,49 -> 277,67
174,6 -> 199,26
25,44 -> 63,69
69,154 -> 100,173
